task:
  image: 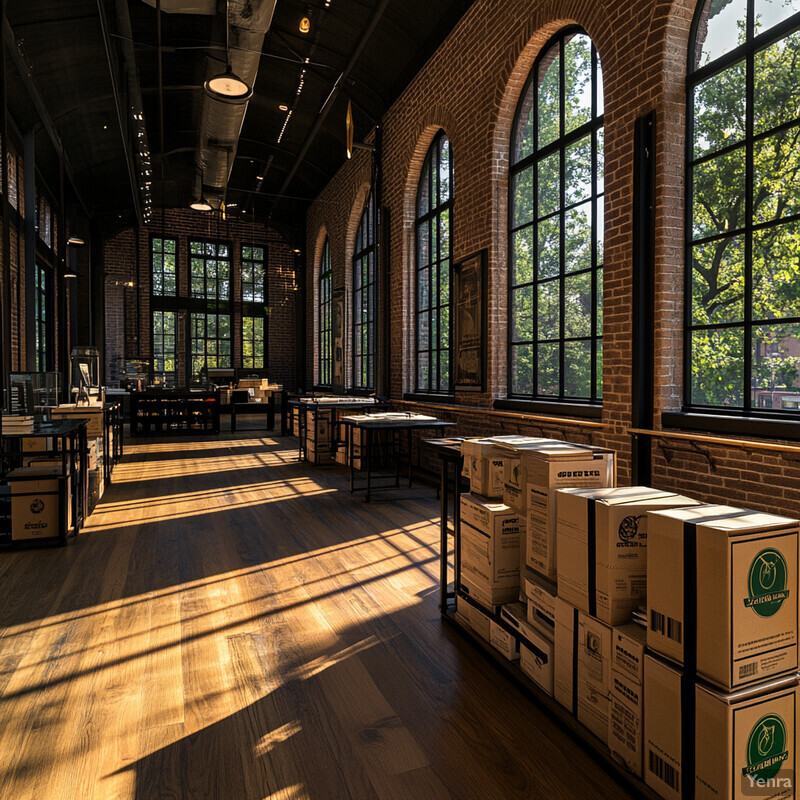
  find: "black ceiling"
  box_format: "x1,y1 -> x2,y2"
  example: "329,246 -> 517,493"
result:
3,0 -> 473,242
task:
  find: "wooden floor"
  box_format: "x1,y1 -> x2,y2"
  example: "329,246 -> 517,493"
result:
0,425 -> 634,800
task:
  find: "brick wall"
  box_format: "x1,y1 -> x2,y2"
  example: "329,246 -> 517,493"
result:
302,0 -> 800,515
103,209 -> 297,389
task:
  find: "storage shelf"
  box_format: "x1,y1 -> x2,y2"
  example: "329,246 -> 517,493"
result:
443,605 -> 662,800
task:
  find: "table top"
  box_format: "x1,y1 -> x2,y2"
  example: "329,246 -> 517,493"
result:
1,420 -> 88,437
339,415 -> 456,431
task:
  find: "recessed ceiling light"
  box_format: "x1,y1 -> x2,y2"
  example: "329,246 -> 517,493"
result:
299,16 -> 310,33
279,104 -> 288,112
256,175 -> 264,181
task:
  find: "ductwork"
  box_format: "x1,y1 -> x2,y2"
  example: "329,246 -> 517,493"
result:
195,0 -> 277,208
141,0 -> 216,15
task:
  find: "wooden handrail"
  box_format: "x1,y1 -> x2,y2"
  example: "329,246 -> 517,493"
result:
628,427 -> 800,455
392,398 -> 606,429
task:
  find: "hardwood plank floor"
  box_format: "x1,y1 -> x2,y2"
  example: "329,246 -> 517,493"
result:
0,427 -> 635,800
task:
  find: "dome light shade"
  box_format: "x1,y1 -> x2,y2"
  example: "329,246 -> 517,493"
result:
190,199 -> 213,212
67,236 -> 85,246
204,69 -> 252,102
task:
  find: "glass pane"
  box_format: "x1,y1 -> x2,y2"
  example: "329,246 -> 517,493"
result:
438,350 -> 449,392
219,244 -> 229,257
596,340 -> 603,398
512,226 -> 535,286
242,246 -> 252,260
596,55 -> 604,116
564,271 -> 592,338
596,127 -> 605,193
439,138 -> 451,203
565,134 -> 592,205
537,280 -> 560,341
753,125 -> 800,223
513,82 -> 535,162
418,267 -> 430,310
440,305 -> 450,347
537,154 -> 560,218
512,286 -> 533,342
564,34 -> 593,134
754,32 -> 800,135
537,342 -> 560,395
418,221 -> 430,267
439,261 -> 450,307
418,313 -> 430,350
564,339 -> 592,397
511,343 -> 534,394
692,61 -> 746,158
693,0 -> 748,69
752,322 -> 800,409
537,47 -> 560,148
691,326 -> 744,406
439,209 -> 450,258
254,247 -> 264,260
537,215 -> 561,279
153,238 -> 162,251
596,269 -> 603,335
596,195 -> 605,260
752,220 -> 800,319
191,241 -> 203,254
755,0 -> 800,36
692,147 -> 746,239
164,240 -> 175,254
513,166 -> 534,226
564,201 -> 593,272
417,351 -> 430,391
691,236 -> 745,324
417,155 -> 431,217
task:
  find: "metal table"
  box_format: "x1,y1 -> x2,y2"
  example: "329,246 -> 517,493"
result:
230,397 -> 275,432
339,414 -> 455,501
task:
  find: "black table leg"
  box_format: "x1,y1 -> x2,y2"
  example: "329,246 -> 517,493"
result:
365,427 -> 372,502
440,455 -> 449,613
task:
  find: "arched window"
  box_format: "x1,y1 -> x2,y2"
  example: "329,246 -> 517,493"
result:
687,0 -> 800,414
319,240 -> 332,386
416,131 -> 453,394
508,28 -> 604,402
353,192 -> 376,390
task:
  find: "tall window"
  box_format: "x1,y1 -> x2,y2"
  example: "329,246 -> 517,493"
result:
152,310 -> 177,386
688,0 -> 800,414
242,244 -> 266,302
353,191 -> 376,389
416,132 -> 453,393
152,237 -> 177,296
35,263 -> 50,371
190,240 -> 230,301
319,240 -> 332,386
509,29 -> 604,402
190,313 -> 231,379
242,317 -> 265,369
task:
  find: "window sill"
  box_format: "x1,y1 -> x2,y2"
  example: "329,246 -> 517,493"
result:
661,411 -> 800,441
493,398 -> 602,420
403,392 -> 456,405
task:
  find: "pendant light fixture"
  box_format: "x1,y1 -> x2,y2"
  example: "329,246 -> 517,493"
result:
204,0 -> 253,103
190,167 -> 213,212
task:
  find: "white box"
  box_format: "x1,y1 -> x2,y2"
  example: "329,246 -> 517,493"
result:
610,666 -> 644,777
577,611 -> 613,742
612,623 -> 647,685
523,443 -> 615,580
647,504 -> 799,690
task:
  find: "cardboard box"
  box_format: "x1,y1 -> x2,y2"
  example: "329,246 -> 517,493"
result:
305,444 -> 333,465
647,505 -> 799,690
522,568 -> 558,636
455,595 -> 492,642
523,443 -> 616,580
305,411 -> 332,445
503,459 -> 529,512
577,611 -> 613,741
557,487 -> 699,625
501,602 -> 555,695
8,467 -> 65,540
22,437 -> 53,453
554,598 -> 579,713
459,574 -> 509,611
644,653 -> 799,800
490,620 -> 520,661
51,405 -> 104,437
609,623 -> 647,776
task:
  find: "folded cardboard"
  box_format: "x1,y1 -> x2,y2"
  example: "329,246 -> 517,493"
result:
609,623 -> 647,777
557,487 -> 699,625
523,443 -> 615,580
455,594 -> 492,643
522,568 -> 558,636
644,653 -> 799,800
647,504 -> 799,690
501,602 -> 555,695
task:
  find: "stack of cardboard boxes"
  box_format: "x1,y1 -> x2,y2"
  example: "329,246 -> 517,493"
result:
455,437 -> 800,799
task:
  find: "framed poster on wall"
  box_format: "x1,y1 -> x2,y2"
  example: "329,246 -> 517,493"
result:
453,248 -> 487,392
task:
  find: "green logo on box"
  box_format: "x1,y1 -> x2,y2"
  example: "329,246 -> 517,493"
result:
743,714 -> 788,781
744,549 -> 790,617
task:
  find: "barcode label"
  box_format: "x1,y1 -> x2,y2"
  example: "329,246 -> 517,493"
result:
650,610 -> 682,643
649,749 -> 680,791
739,662 -> 759,679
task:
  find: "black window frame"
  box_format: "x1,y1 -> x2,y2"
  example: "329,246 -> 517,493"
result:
353,191 -> 376,390
242,315 -> 266,370
684,0 -> 800,424
507,26 -> 604,406
189,311 -> 232,381
189,238 -> 232,302
152,309 -> 178,386
152,236 -> 178,297
319,239 -> 332,387
415,130 -> 453,395
34,262 -> 52,372
241,243 -> 266,303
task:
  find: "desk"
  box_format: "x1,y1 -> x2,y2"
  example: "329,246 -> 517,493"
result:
420,437 -> 467,613
230,398 -> 275,432
339,413 -> 455,502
